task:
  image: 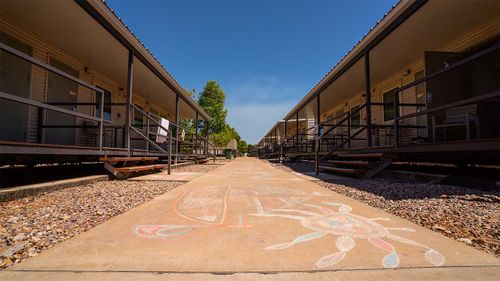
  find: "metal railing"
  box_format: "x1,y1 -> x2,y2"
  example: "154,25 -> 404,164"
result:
260,41 -> 500,174
0,41 -> 107,150
0,41 -> 211,171
129,103 -> 172,173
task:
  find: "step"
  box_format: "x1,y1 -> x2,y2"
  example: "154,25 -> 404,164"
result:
197,158 -> 210,164
328,160 -> 370,166
337,153 -> 384,159
319,166 -> 362,174
113,164 -> 168,173
99,157 -> 158,163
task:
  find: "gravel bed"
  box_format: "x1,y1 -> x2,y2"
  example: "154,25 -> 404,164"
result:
0,161 -> 228,270
271,161 -> 500,257
173,161 -> 226,173
0,180 -> 183,269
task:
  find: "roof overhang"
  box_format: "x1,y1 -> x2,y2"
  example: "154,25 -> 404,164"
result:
259,0 -> 422,142
0,0 -> 210,121
79,0 -> 210,121
282,0 -> 422,122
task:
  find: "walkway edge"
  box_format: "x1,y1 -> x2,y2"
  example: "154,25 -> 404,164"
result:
0,175 -> 109,202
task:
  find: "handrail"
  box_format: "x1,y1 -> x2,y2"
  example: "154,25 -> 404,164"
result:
0,40 -> 210,169
0,91 -> 105,123
129,126 -> 168,155
0,42 -> 104,94
391,43 -> 500,97
320,103 -> 366,138
131,103 -> 171,134
0,41 -> 109,150
318,127 -> 366,162
395,91 -> 499,121
129,125 -> 172,174
264,42 -> 500,158
130,103 -> 211,164
314,111 -> 349,128
130,103 -> 174,173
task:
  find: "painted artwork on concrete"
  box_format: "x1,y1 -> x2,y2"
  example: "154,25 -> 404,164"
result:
132,184 -> 445,269
132,184 -> 313,235
253,201 -> 445,269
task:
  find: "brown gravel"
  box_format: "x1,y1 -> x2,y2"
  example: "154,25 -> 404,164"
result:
173,161 -> 227,173
0,161 -> 228,270
271,161 -> 500,258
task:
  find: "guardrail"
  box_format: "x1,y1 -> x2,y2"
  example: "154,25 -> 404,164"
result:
0,40 -> 211,172
259,42 -> 499,175
0,41 -> 107,150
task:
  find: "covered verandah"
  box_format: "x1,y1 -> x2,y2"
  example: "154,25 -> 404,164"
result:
0,0 -> 212,169
258,0 -> 500,175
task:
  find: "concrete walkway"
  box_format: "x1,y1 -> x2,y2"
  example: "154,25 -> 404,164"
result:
2,158 -> 499,280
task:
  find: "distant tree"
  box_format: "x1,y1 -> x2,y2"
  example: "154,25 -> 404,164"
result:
196,80 -> 249,150
239,140 -> 248,154
185,88 -> 196,99
198,81 -> 227,139
247,144 -> 256,157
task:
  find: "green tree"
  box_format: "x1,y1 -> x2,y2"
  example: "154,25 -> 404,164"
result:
247,144 -> 256,157
185,88 -> 196,99
196,80 -> 249,150
198,81 -> 227,138
238,140 -> 248,154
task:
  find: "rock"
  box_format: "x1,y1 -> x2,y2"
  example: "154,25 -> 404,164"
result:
1,241 -> 27,258
6,216 -> 19,223
28,252 -> 38,257
473,238 -> 486,245
1,257 -> 13,267
432,225 -> 447,232
457,238 -> 473,245
27,247 -> 37,257
13,233 -> 26,242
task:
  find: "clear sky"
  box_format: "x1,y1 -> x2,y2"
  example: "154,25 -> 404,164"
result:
106,0 -> 398,144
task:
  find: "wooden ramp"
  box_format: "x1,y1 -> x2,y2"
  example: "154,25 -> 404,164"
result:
320,152 -> 392,179
100,157 -> 167,179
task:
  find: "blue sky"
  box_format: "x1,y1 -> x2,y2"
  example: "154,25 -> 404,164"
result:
107,0 -> 398,144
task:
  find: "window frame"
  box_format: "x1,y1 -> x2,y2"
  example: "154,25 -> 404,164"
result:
383,89 -> 397,122
133,104 -> 144,127
350,105 -> 361,128
95,86 -> 112,122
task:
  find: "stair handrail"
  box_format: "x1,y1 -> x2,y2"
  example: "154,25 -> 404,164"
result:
130,103 -> 173,174
314,103 -> 367,174
206,141 -> 218,163
319,104 -> 366,139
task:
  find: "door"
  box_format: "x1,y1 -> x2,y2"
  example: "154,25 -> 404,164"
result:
465,43 -> 500,139
0,33 -> 32,141
424,51 -> 466,140
45,58 -> 78,145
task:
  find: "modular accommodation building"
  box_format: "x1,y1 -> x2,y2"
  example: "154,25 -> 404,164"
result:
0,0 -> 212,173
258,0 -> 500,177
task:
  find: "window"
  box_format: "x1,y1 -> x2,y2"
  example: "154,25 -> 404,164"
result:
96,87 -> 112,121
133,104 -> 143,127
350,105 -> 360,128
383,89 -> 396,121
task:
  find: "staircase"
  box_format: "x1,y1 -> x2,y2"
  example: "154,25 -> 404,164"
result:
100,157 -> 168,179
319,153 -> 392,179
